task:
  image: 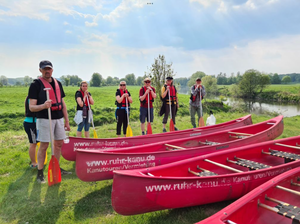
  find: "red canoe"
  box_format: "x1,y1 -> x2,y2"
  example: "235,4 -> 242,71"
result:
76,115 -> 283,182
111,135 -> 300,216
62,115 -> 252,161
199,166 -> 300,224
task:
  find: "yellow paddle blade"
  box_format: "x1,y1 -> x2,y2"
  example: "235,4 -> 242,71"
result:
93,129 -> 98,138
126,125 -> 133,137
35,143 -> 47,165
199,117 -> 205,127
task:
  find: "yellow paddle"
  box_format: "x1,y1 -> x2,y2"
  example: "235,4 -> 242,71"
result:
125,97 -> 133,137
35,142 -> 47,165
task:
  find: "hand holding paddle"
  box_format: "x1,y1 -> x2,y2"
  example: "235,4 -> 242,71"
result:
44,88 -> 61,186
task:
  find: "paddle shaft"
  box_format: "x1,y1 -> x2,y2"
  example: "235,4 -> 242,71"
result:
148,93 -> 150,123
86,93 -> 95,129
45,88 -> 54,156
199,85 -> 203,117
126,97 -> 130,125
168,88 -> 172,120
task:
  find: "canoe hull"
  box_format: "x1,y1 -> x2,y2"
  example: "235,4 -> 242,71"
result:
199,167 -> 300,224
75,116 -> 283,182
111,135 -> 300,215
62,115 -> 252,161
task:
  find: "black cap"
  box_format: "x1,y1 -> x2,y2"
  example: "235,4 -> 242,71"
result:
196,77 -> 201,81
166,76 -> 173,80
39,60 -> 53,69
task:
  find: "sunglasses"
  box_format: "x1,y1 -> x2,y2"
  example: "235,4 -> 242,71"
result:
120,84 -> 126,86
144,81 -> 151,83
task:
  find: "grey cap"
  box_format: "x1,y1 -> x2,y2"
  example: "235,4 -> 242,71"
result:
39,60 -> 53,69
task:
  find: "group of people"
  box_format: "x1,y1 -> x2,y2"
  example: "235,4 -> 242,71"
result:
23,60 -> 210,183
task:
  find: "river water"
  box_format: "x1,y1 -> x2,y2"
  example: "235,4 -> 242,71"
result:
222,97 -> 300,117
179,87 -> 300,117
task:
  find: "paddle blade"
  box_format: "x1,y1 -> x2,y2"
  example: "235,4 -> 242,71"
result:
199,117 -> 205,127
93,129 -> 98,138
48,155 -> 61,186
147,122 -> 152,135
126,125 -> 133,137
170,119 -> 175,132
35,143 -> 47,165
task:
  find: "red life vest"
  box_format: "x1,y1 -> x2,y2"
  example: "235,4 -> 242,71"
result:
119,89 -> 128,107
39,77 -> 62,111
167,85 -> 177,101
190,85 -> 203,102
141,86 -> 154,105
80,90 -> 91,107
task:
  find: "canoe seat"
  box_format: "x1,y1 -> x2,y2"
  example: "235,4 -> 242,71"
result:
260,197 -> 300,223
262,149 -> 300,163
199,140 -> 219,146
231,157 -> 271,170
188,168 -> 217,177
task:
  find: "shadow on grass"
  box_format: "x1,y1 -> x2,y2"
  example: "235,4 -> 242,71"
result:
0,168 -> 66,224
74,184 -> 113,221
143,200 -> 234,224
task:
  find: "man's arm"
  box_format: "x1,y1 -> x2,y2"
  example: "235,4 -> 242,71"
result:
62,99 -> 70,131
29,99 -> 51,112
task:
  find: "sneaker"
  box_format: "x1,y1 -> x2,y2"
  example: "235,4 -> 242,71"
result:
60,168 -> 72,175
175,127 -> 179,131
163,128 -> 167,133
142,131 -> 145,135
37,173 -> 45,183
193,125 -> 196,129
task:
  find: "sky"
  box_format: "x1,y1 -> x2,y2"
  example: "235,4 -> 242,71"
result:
0,0 -> 300,80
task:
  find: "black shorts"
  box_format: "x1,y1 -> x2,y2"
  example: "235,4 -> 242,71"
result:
23,121 -> 39,144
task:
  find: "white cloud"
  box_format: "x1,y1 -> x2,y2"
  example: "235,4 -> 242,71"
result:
65,30 -> 72,34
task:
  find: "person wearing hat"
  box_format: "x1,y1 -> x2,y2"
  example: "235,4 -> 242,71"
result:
160,76 -> 179,132
189,77 -> 206,128
28,60 -> 71,183
139,77 -> 156,135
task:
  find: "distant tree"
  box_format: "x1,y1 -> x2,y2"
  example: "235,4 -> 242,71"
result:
0,76 -> 8,86
216,73 -> 227,85
15,81 -> 22,86
282,76 -> 291,84
187,71 -> 206,87
125,73 -> 136,85
201,75 -> 218,95
106,76 -> 114,85
175,77 -> 189,87
136,76 -> 145,86
271,73 -> 281,84
90,73 -> 102,87
239,69 -> 268,98
65,78 -> 70,86
24,76 -> 32,86
145,54 -> 176,114
258,74 -> 271,93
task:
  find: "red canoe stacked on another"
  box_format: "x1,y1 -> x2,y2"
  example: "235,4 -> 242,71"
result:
111,135 -> 300,216
76,116 -> 283,182
199,166 -> 300,224
62,115 -> 252,161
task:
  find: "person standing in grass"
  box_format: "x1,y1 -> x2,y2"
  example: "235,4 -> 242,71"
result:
139,77 -> 156,135
23,96 -> 38,168
75,81 -> 94,138
160,76 -> 179,132
115,81 -> 133,137
28,60 -> 71,183
189,77 -> 206,128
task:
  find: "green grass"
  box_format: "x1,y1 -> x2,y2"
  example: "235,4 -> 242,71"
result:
1,111 -> 299,224
0,85 -> 299,223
